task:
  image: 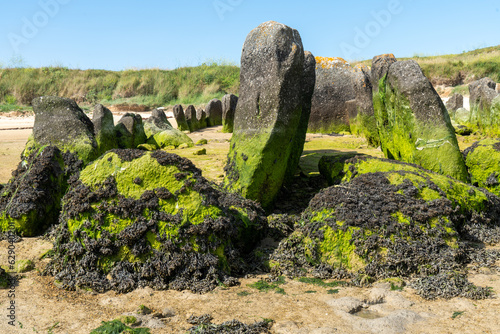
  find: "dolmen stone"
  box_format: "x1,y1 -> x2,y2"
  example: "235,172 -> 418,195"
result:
196,108 -> 207,129
464,138 -> 500,196
143,109 -> 193,149
309,56 -> 355,134
271,154 -> 500,299
115,113 -> 147,149
205,99 -> 223,127
92,104 -> 117,155
44,149 -> 266,293
173,104 -> 189,132
373,56 -> 468,182
468,78 -> 500,135
222,94 -> 238,133
27,96 -> 98,164
184,105 -> 199,132
446,93 -> 464,112
349,63 -> 379,146
224,21 -> 315,208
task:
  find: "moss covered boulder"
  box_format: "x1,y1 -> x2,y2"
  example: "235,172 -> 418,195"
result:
92,104 -> 117,155
222,94 -> 238,133
28,96 -> 98,164
271,155 -> 500,299
143,109 -> 193,149
349,64 -> 379,146
115,113 -> 147,149
224,21 -> 315,208
185,105 -> 200,132
464,138 -> 500,196
173,104 -> 189,132
205,99 -> 222,127
374,59 -> 468,182
0,146 -> 81,236
44,149 -> 265,293
308,57 -> 355,134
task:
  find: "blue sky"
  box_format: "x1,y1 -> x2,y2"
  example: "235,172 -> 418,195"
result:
0,0 -> 499,70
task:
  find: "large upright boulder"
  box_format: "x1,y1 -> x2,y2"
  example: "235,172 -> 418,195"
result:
144,109 -> 193,148
309,57 -> 355,133
27,96 -> 98,164
224,21 -> 315,208
374,59 -> 468,182
446,93 -> 464,112
468,78 -> 500,134
115,113 -> 147,149
173,105 -> 189,132
205,99 -> 223,127
196,108 -> 207,129
349,64 -> 379,146
184,105 -> 199,132
222,94 -> 238,133
92,104 -> 117,155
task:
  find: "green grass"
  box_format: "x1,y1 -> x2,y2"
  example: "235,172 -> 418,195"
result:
0,60 -> 239,110
247,276 -> 287,294
90,319 -> 150,333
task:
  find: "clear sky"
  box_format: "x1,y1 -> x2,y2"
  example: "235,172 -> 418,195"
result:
0,0 -> 498,70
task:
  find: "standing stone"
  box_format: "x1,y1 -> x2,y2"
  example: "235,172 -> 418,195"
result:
205,99 -> 223,127
115,113 -> 147,149
377,60 -> 468,182
173,104 -> 189,132
349,63 -> 379,146
92,104 -> 116,155
446,93 -> 464,112
184,105 -> 199,132
222,94 -> 238,133
371,54 -> 398,92
468,78 -> 500,133
197,108 -> 207,129
309,57 -> 355,133
30,96 -> 98,164
224,21 -> 314,208
144,109 -> 193,149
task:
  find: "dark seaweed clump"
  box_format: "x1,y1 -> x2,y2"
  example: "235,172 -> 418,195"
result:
187,314 -> 272,334
270,170 -> 500,299
43,150 -> 266,294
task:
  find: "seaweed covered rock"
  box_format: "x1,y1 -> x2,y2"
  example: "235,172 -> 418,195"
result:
349,64 -> 379,146
224,21 -> 315,208
270,155 -> 500,299
455,107 -> 470,124
468,78 -> 500,135
173,105 -> 189,132
92,104 -> 117,155
143,109 -> 193,149
197,109 -> 207,129
115,113 -> 147,149
44,150 -> 266,293
464,138 -> 500,196
309,57 -> 355,134
205,99 -> 223,127
0,146 -> 80,236
222,94 -> 238,133
28,96 -> 98,164
374,59 -> 468,182
185,105 -> 199,132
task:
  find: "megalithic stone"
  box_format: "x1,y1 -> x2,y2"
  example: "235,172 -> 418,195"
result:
173,104 -> 189,132
224,21 -> 315,208
222,94 -> 238,133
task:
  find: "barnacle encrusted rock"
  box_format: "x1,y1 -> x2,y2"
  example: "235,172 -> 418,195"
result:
143,109 -> 193,149
44,150 -> 265,293
27,96 -> 98,164
224,21 -> 315,208
270,155 -> 500,299
373,58 -> 468,182
309,56 -> 355,134
0,146 -> 81,236
464,138 -> 500,196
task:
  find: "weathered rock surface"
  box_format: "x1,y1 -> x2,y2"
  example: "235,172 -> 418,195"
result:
222,94 -> 238,133
224,21 -> 315,208
373,59 -> 468,182
173,105 -> 189,132
29,96 -> 98,164
309,57 -> 355,134
371,54 -> 397,91
468,78 -> 500,135
446,93 -> 464,112
44,150 -> 265,293
196,108 -> 207,129
184,105 -> 199,132
205,99 -> 223,127
143,109 -> 193,149
92,104 -> 116,155
115,113 -> 147,149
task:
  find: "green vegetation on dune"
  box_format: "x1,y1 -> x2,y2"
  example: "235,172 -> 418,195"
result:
0,61 -> 240,110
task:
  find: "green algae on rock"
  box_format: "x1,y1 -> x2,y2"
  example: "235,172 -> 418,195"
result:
224,21 -> 315,209
270,155 -> 500,299
373,59 -> 468,182
92,104 -> 117,156
143,109 -> 193,149
464,138 -> 500,196
44,149 -> 266,293
115,113 -> 148,149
